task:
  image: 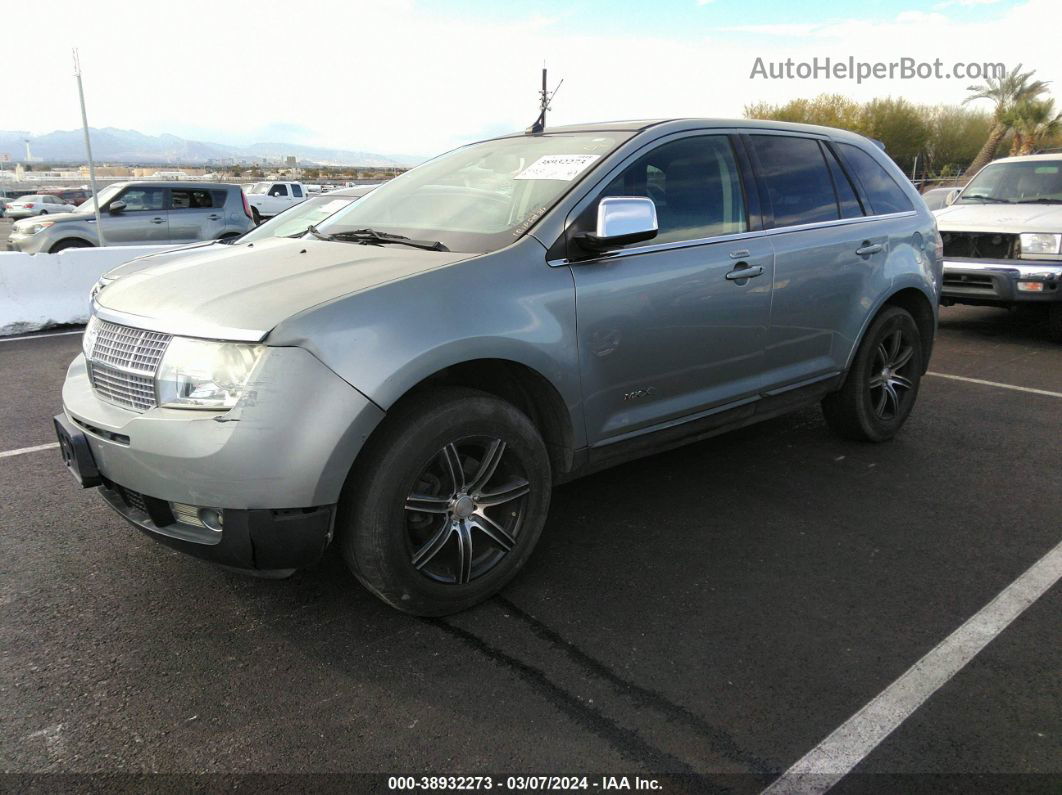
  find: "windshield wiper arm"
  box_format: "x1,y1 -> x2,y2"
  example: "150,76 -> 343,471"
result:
960,195 -> 1010,203
329,227 -> 448,251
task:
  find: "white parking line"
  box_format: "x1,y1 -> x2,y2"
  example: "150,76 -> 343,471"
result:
762,537 -> 1062,795
0,442 -> 60,459
927,372 -> 1062,399
0,329 -> 84,343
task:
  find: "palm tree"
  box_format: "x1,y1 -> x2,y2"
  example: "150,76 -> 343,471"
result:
962,64 -> 1049,176
1005,98 -> 1062,155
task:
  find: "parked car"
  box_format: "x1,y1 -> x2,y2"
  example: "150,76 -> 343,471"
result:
934,153 -> 1062,340
56,118 -> 941,616
244,181 -> 308,223
4,194 -> 72,220
39,188 -> 91,207
89,185 -> 377,296
920,186 -> 958,211
7,181 -> 253,254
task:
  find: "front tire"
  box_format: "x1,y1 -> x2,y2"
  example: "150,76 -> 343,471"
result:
1048,304 -> 1062,343
49,239 -> 93,253
251,208 -> 262,225
338,387 -> 552,616
822,306 -> 924,442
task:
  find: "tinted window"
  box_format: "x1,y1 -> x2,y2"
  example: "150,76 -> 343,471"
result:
116,188 -> 165,211
292,184 -> 303,198
837,143 -> 913,215
170,189 -> 215,210
750,135 -> 838,227
592,135 -> 747,245
821,143 -> 864,218
269,184 -> 289,197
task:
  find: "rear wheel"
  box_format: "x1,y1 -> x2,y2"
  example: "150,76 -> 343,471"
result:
338,387 -> 551,616
49,239 -> 93,253
822,306 -> 923,442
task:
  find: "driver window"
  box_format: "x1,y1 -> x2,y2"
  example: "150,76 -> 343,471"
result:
116,188 -> 165,212
586,135 -> 747,247
269,184 -> 289,197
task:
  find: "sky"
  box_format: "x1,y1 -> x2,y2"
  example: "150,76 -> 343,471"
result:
2,0 -> 1058,158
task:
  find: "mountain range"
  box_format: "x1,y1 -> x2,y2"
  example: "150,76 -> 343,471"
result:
0,128 -> 422,168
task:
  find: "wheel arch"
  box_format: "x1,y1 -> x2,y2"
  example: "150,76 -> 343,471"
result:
370,357 -> 577,481
48,235 -> 97,253
846,284 -> 937,375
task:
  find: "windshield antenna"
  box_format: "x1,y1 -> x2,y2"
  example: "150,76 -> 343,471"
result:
526,65 -> 563,134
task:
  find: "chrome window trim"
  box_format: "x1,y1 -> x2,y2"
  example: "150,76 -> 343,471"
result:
549,210 -> 919,266
92,301 -> 268,342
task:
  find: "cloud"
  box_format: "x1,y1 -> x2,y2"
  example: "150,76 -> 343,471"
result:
935,0 -> 1001,7
2,0 -> 1056,157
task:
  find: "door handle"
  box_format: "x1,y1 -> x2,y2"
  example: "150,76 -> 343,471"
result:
856,242 -> 883,256
208,214 -> 221,220
150,217 -> 165,224
725,263 -> 765,281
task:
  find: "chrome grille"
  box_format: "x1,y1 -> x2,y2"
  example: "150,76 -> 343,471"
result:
88,363 -> 158,411
87,320 -> 171,411
92,321 -> 170,374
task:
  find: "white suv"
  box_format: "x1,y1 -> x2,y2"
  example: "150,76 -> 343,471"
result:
934,153 -> 1062,340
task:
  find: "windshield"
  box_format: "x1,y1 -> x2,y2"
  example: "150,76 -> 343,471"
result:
246,182 -> 271,194
315,132 -> 631,253
238,195 -> 358,242
77,184 -> 123,214
960,160 -> 1062,204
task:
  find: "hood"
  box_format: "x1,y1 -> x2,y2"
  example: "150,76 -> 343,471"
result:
95,237 -> 472,340
14,210 -> 84,227
934,202 -> 1062,233
103,240 -> 222,280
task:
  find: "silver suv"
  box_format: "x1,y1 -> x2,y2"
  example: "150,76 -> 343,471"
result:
55,119 -> 942,615
8,181 -> 253,254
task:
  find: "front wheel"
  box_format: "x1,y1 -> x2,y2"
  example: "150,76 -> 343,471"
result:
251,208 -> 262,225
1048,304 -> 1062,343
822,306 -> 924,442
338,387 -> 552,616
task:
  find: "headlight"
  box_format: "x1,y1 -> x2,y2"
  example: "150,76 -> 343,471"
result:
82,315 -> 100,358
155,337 -> 264,410
1019,233 -> 1062,256
25,220 -> 55,235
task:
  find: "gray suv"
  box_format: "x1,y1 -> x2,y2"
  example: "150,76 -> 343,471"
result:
7,181 -> 253,254
55,119 -> 942,615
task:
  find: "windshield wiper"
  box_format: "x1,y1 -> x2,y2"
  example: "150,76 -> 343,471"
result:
1013,197 -> 1062,204
960,194 -> 1010,203
308,225 -> 447,251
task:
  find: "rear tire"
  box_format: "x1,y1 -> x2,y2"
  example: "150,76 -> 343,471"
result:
337,387 -> 551,616
822,306 -> 924,442
49,239 -> 93,253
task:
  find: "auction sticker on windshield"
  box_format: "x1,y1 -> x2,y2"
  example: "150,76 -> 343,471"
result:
515,154 -> 600,181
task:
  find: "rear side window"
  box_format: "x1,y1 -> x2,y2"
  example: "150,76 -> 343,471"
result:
836,143 -> 913,215
749,135 -> 839,228
170,189 -> 215,210
592,135 -> 747,245
821,144 -> 864,218
292,184 -> 303,198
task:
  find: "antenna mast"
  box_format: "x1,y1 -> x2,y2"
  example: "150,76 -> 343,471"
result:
526,66 -> 563,134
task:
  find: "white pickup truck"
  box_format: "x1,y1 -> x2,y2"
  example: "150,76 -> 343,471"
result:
244,181 -> 309,222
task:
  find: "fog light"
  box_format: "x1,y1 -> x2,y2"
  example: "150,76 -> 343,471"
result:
198,508 -> 224,532
170,502 -> 224,532
1017,281 -> 1044,292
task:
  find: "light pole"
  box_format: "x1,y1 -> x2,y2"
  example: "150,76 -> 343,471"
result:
73,49 -> 105,246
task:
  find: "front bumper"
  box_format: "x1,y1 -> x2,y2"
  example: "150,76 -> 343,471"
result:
7,231 -> 37,252
59,346 -> 385,568
941,258 -> 1062,305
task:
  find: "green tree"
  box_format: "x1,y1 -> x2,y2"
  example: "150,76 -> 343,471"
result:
1004,98 -> 1062,155
963,63 -> 1049,175
924,105 -> 993,175
858,98 -> 930,174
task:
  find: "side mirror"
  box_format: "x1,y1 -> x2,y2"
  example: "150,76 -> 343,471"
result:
108,200 -> 127,215
944,189 -> 960,206
579,196 -> 658,252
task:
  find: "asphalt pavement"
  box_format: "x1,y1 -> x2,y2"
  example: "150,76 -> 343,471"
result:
1,305 -> 1059,790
